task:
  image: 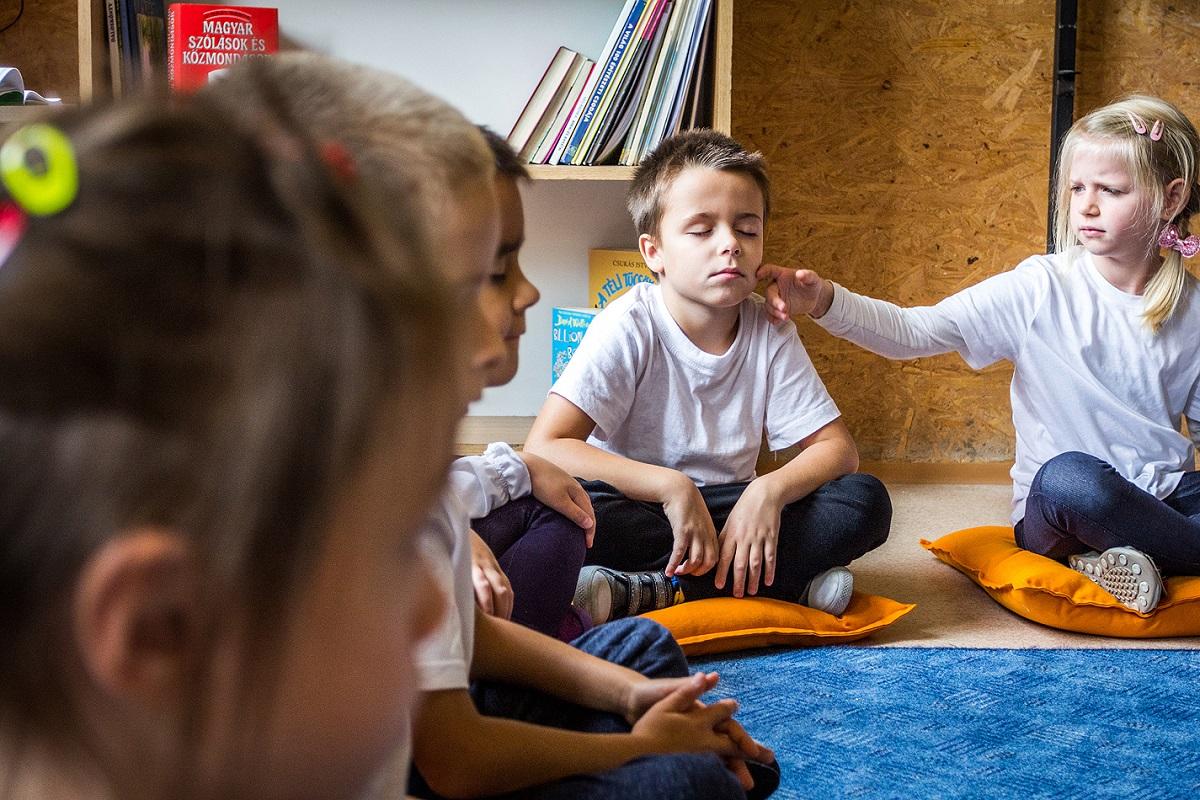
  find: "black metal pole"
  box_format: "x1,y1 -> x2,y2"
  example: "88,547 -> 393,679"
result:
1047,0 -> 1078,252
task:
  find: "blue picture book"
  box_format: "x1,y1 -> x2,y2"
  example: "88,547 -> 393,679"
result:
551,307 -> 599,384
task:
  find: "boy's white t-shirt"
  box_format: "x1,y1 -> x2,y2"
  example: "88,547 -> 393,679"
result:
815,249 -> 1200,523
375,443 -> 532,791
552,282 -> 841,485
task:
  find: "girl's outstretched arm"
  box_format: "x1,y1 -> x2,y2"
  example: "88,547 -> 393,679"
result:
759,263 -> 968,359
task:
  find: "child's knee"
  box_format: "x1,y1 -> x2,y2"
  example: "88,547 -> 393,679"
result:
1032,451 -> 1120,518
1034,451 -> 1104,496
839,472 -> 893,547
599,618 -> 688,679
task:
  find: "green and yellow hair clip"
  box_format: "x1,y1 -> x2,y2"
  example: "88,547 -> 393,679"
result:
1,122 -> 79,217
0,123 -> 79,267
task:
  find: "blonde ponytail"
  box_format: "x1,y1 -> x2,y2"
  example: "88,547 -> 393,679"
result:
1142,249 -> 1187,332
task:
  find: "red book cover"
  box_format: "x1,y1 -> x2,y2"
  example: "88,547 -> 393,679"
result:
167,4 -> 278,91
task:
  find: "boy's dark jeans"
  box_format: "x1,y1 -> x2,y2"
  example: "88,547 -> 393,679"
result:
1016,450 -> 1200,574
581,473 -> 893,602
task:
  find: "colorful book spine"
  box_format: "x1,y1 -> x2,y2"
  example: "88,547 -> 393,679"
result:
547,61 -> 596,165
533,57 -> 593,164
621,0 -> 688,165
572,0 -> 662,165
103,0 -> 124,95
551,307 -> 599,383
555,0 -> 645,164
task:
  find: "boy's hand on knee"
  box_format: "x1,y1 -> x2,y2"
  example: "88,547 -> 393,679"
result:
661,475 -> 718,577
469,530 -> 513,619
756,263 -> 830,321
714,486 -> 780,597
520,451 -> 596,544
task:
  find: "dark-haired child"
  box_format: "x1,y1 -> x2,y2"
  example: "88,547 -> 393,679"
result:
206,54 -> 778,800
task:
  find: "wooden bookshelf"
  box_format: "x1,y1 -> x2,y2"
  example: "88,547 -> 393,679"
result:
0,0 -> 106,106
526,0 -> 733,181
527,164 -> 637,181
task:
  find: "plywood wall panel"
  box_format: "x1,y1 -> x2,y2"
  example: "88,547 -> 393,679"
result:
734,1 -> 1054,462
1076,1 -> 1200,119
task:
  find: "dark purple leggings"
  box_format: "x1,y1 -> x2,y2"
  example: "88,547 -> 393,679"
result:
472,496 -> 591,641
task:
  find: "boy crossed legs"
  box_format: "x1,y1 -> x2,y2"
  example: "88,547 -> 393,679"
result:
526,131 -> 891,622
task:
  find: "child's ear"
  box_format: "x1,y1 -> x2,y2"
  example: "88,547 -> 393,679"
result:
1162,178 -> 1190,221
638,232 -> 666,277
74,529 -> 199,709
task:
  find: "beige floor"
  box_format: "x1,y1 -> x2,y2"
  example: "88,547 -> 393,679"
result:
855,482 -> 1199,648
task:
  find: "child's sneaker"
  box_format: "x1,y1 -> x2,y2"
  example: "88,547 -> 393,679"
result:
800,566 -> 854,617
573,566 -> 676,625
1068,546 -> 1163,612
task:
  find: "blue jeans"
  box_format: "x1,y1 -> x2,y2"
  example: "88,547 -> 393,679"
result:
409,618 -> 754,800
1016,451 -> 1200,574
583,473 -> 892,601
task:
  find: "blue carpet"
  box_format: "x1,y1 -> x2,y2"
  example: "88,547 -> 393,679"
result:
693,647 -> 1200,799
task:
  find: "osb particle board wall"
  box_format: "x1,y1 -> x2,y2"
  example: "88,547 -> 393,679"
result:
734,1 -> 1200,464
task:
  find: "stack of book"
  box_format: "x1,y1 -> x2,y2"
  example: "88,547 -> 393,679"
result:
507,0 -> 713,167
103,3 -> 279,93
104,0 -> 168,94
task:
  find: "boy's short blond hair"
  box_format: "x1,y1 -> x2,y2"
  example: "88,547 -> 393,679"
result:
207,51 -> 493,224
627,129 -> 770,236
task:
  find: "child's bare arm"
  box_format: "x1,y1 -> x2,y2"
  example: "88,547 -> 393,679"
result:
715,418 -> 859,596
749,416 -> 859,505
525,394 -> 718,576
525,394 -> 682,501
412,613 -> 753,796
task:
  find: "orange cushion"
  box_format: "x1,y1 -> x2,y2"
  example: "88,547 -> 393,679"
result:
922,525 -> 1200,638
641,593 -> 916,656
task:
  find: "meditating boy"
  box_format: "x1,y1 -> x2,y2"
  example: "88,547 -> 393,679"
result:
525,130 -> 892,622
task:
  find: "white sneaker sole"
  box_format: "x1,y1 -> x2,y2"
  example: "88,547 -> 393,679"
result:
803,567 -> 854,617
1068,547 -> 1163,613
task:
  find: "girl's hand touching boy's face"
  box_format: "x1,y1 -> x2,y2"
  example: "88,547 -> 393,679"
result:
757,263 -> 829,323
520,451 -> 595,545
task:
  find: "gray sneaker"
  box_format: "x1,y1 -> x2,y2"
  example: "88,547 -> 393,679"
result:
800,566 -> 854,617
573,566 -> 675,625
1069,546 -> 1163,612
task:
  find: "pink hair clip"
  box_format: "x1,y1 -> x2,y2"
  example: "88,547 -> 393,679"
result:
1159,223 -> 1200,258
1128,112 -> 1165,142
0,200 -> 28,269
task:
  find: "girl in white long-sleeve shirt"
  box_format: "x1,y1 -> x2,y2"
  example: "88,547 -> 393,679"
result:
760,94 -> 1200,614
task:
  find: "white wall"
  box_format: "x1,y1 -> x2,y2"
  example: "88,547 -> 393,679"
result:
237,0 -> 639,416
